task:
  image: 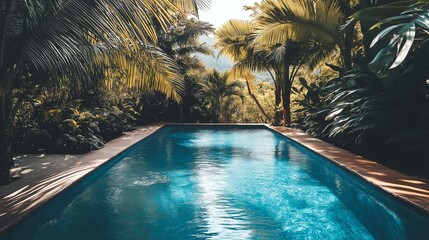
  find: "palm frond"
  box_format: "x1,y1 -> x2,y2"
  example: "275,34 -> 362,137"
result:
171,18 -> 214,47
102,44 -> 185,101
175,44 -> 213,56
215,19 -> 254,42
254,0 -> 343,48
172,0 -> 211,15
214,20 -> 254,62
1,0 -> 206,102
227,65 -> 254,83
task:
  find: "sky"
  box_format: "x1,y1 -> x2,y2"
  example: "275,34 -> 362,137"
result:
196,0 -> 268,76
199,0 -> 260,28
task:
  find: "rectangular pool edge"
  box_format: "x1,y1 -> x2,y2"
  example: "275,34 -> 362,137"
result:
1,123 -> 428,235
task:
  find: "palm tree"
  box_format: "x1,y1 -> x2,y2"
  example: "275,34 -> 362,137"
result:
156,14 -> 214,122
158,15 -> 214,70
201,70 -> 244,123
0,0 -> 209,183
270,40 -> 335,124
216,15 -> 335,125
215,19 -> 279,123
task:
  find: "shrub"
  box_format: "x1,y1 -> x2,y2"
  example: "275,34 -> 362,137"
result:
14,92 -> 139,154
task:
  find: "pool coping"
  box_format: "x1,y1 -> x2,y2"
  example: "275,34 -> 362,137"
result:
0,124 -> 165,234
269,126 -> 429,215
0,123 -> 428,234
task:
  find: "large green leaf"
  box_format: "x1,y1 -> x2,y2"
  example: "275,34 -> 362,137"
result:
390,22 -> 416,68
362,2 -> 429,76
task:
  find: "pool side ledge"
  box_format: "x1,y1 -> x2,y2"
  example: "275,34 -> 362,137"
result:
0,124 -> 165,234
270,126 -> 429,215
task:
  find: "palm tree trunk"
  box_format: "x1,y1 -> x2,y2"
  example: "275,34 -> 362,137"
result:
281,63 -> 291,125
343,29 -> 353,71
270,69 -> 283,126
0,93 -> 13,184
244,79 -> 270,121
0,1 -> 15,184
266,68 -> 281,107
274,77 -> 282,107
282,84 -> 291,125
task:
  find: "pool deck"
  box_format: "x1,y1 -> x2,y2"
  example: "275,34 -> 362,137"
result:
0,123 -> 428,234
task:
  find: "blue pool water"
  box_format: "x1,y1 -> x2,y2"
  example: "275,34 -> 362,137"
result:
3,126 -> 429,239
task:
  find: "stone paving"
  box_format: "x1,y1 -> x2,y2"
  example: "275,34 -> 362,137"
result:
0,124 -> 428,234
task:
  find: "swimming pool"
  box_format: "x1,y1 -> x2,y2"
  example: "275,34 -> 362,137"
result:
2,125 -> 428,239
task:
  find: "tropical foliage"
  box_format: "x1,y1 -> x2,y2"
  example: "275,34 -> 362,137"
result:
294,0 -> 429,173
15,92 -> 139,154
215,0 -> 342,125
253,0 -> 348,68
140,69 -> 246,123
139,16 -> 214,123
201,70 -> 244,122
210,0 -> 428,173
2,0 -> 429,182
0,0 -> 209,182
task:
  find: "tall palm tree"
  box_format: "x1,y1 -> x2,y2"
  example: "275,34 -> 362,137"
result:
0,0 -> 209,183
157,14 -> 214,122
215,16 -> 334,125
215,19 -> 278,122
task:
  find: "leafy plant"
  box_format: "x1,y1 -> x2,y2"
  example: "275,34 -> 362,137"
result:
370,2 -> 429,77
293,78 -> 330,113
14,92 -> 139,154
200,70 -> 244,123
0,0 -> 210,182
300,67 -> 429,172
215,2 -> 341,125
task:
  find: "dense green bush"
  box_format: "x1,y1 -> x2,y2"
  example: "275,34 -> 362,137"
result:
291,1 -> 429,174
139,71 -> 247,124
296,66 -> 429,173
14,92 -> 139,154
139,76 -> 212,124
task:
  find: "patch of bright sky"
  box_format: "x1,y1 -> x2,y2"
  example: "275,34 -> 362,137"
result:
199,0 -> 260,29
196,0 -> 269,76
